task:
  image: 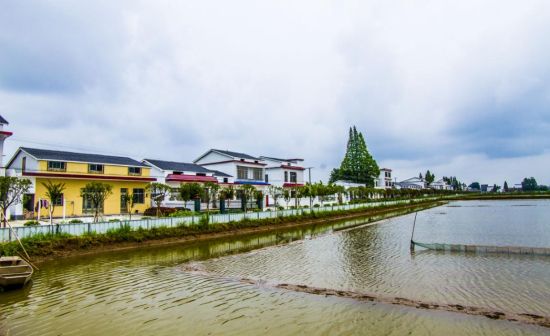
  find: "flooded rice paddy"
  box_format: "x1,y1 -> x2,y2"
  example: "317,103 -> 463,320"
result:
1,200 -> 549,335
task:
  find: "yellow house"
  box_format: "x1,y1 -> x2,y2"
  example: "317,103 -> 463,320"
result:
6,147 -> 155,219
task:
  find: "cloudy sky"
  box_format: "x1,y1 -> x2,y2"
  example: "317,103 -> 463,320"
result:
1,0 -> 549,186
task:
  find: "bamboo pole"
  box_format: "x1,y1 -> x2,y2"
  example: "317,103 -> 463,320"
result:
410,212 -> 418,252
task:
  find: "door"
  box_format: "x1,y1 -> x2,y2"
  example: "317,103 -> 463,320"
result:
120,188 -> 128,213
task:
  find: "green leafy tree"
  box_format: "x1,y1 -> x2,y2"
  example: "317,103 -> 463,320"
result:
239,185 -> 257,212
282,188 -> 292,209
122,193 -> 136,220
503,181 -> 509,192
147,182 -> 172,217
203,182 -> 220,213
42,181 -> 66,225
330,126 -> 379,186
80,182 -> 113,223
469,182 -> 481,191
0,177 -> 32,228
425,170 -> 435,185
267,185 -> 283,208
179,183 -> 203,210
219,185 -> 235,208
521,177 -> 538,192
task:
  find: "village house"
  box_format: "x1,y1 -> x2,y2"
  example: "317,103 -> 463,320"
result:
260,156 -> 305,188
395,177 -> 426,190
375,168 -> 393,189
194,149 -> 269,189
430,178 -> 453,190
6,147 -> 154,220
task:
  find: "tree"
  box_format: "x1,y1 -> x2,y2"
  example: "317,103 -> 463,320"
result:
469,182 -> 481,191
0,177 -> 32,228
203,182 -> 220,214
147,183 -> 172,217
419,172 -> 423,179
521,177 -> 538,192
219,185 -> 235,208
179,183 -> 203,210
122,193 -> 136,221
80,182 -> 113,223
283,188 -> 292,209
240,185 -> 257,212
425,170 -> 435,185
329,126 -> 379,186
503,181 -> 509,192
42,181 -> 66,225
267,185 -> 283,208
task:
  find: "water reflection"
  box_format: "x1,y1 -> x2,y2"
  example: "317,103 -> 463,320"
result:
0,201 -> 548,336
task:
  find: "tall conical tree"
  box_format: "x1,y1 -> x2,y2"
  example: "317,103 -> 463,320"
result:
330,126 -> 379,186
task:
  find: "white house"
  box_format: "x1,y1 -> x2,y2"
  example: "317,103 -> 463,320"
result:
375,168 -> 393,189
260,156 -> 305,188
395,177 -> 426,190
143,159 -> 218,208
430,178 -> 453,190
194,149 -> 270,189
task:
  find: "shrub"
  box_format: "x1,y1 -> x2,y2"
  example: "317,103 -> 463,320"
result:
324,204 -> 331,207
169,209 -> 192,217
199,214 -> 210,227
313,204 -> 320,208
24,220 -> 40,226
277,206 -> 284,211
143,207 -> 177,217
69,219 -> 83,223
302,205 -> 309,208
108,219 -> 120,222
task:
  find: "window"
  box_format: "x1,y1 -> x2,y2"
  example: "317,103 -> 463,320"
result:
89,164 -> 104,174
196,173 -> 206,176
173,171 -> 183,175
48,161 -> 66,172
252,168 -> 262,180
284,171 -> 288,182
22,157 -> 26,172
223,178 -> 228,183
82,189 -> 103,213
237,166 -> 248,180
129,167 -> 142,176
53,194 -> 63,206
290,172 -> 297,183
265,174 -> 269,183
133,188 -> 145,204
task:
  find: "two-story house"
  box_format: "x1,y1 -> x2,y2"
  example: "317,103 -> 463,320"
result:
260,156 -> 305,188
375,168 -> 393,189
194,149 -> 269,189
6,147 -> 154,219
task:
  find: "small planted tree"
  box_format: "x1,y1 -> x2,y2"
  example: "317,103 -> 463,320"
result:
80,182 -> 113,223
147,182 -> 172,217
179,183 -> 203,211
240,185 -> 257,212
283,188 -> 291,209
203,182 -> 220,214
42,181 -> 66,225
267,185 -> 283,208
0,177 -> 32,228
219,185 -> 235,208
122,193 -> 136,221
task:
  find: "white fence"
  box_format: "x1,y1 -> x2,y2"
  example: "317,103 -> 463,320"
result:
0,198 -> 441,242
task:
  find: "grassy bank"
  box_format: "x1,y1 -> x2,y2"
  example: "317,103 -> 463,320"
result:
0,200 -> 445,259
455,193 -> 550,200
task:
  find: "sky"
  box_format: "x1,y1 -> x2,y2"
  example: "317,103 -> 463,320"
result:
1,0 -> 549,186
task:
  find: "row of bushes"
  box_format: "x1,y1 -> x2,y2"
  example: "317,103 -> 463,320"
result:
0,199 -> 444,257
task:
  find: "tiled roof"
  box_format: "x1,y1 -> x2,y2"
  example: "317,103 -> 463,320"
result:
0,115 -> 8,124
20,147 -> 147,167
212,149 -> 260,160
209,170 -> 233,177
144,159 -> 213,173
260,156 -> 303,162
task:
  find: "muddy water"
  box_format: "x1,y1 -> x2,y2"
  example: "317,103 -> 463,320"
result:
0,201 -> 549,335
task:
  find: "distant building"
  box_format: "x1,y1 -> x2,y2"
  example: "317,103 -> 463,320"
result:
194,149 -> 269,189
0,115 -> 13,170
375,168 -> 393,189
395,177 -> 426,190
430,178 -> 453,190
260,156 -> 305,188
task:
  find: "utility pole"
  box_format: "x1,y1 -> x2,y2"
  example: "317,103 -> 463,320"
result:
305,167 -> 314,208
